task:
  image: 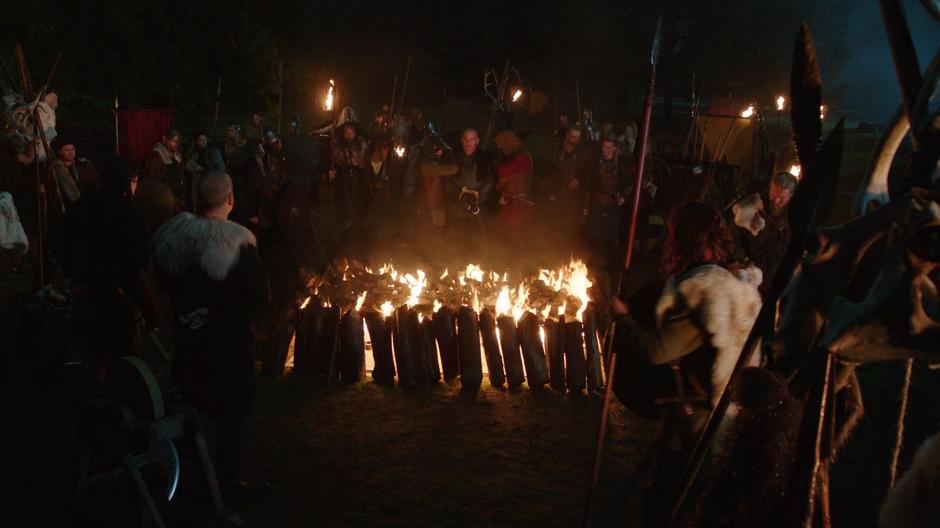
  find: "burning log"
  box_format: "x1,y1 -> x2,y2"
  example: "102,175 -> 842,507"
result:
410,311 -> 432,387
292,298 -> 320,374
364,311 -> 395,385
318,305 -> 341,379
545,316 -> 566,391
479,309 -> 506,388
420,317 -> 441,383
584,305 -> 605,391
564,319 -> 586,392
434,306 -> 460,381
262,305 -> 295,377
393,306 -> 418,389
497,315 -> 525,387
517,312 -> 549,388
456,306 -> 483,390
339,309 -> 365,383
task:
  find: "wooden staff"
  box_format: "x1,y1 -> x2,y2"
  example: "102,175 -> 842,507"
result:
277,62 -> 283,136
888,359 -> 914,488
212,77 -> 222,142
397,53 -> 412,115
697,117 -> 737,201
113,97 -> 120,156
575,80 -> 582,123
584,17 -> 661,526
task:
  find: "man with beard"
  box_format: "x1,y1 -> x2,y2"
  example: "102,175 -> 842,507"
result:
583,136 -> 627,271
220,123 -> 260,228
731,171 -> 797,295
143,129 -> 187,210
447,129 -> 495,218
547,125 -> 590,239
222,123 -> 249,168
152,171 -> 270,502
51,139 -> 100,212
243,111 -> 265,147
186,132 -> 226,203
328,123 -> 372,239
414,136 -> 458,246
251,129 -> 286,233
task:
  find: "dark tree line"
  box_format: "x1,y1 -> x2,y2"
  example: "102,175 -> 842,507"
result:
1,0 -> 850,125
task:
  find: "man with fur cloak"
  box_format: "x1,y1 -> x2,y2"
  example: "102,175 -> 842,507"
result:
152,171 -> 270,499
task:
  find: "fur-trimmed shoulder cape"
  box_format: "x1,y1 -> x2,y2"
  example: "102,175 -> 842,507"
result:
655,264 -> 763,402
152,212 -> 256,281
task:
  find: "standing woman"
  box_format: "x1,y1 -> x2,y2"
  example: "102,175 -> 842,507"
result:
493,129 -> 534,246
610,200 -> 763,523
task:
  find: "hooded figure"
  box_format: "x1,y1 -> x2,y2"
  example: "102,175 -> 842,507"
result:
152,171 -> 270,489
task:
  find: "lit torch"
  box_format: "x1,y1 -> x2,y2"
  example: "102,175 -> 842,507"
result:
819,104 -> 827,120
776,95 -> 786,111
740,104 -> 755,119
324,79 -> 335,112
511,88 -> 523,103
394,145 -> 407,158
788,164 -> 802,179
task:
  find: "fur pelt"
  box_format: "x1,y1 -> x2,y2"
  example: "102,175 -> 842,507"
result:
655,264 -> 763,403
880,432 -> 940,528
0,192 -> 28,252
690,367 -> 804,527
153,142 -> 183,165
152,212 -> 256,281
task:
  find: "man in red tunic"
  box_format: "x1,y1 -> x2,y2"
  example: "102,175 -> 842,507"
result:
493,130 -> 534,243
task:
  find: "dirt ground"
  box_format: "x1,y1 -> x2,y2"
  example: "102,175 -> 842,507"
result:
238,377 -> 655,527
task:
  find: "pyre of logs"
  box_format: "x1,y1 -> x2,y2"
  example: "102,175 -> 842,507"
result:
262,259 -> 605,393
261,296 -> 608,394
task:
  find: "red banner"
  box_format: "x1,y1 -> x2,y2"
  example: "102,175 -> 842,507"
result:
118,109 -> 174,162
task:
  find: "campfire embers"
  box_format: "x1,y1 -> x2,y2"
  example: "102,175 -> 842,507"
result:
265,259 -> 608,393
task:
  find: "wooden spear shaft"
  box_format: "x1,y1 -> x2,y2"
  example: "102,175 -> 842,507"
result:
584,18 -> 662,527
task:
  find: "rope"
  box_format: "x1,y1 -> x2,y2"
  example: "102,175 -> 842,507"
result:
888,359 -> 914,488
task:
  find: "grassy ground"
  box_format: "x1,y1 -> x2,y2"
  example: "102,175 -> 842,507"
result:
239,377 -> 654,527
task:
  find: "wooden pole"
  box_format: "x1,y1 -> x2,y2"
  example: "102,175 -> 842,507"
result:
114,97 -> 120,157
212,77 -> 222,142
584,18 -> 662,526
277,61 -> 283,137
575,80 -> 582,123
888,359 -> 914,488
398,53 -> 412,115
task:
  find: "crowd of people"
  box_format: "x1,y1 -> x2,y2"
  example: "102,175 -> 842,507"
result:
0,97 -> 802,514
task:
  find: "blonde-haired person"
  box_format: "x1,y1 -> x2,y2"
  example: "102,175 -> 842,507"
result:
493,129 -> 534,243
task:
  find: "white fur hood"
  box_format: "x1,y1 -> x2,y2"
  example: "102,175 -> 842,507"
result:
656,264 -> 763,401
152,212 -> 256,281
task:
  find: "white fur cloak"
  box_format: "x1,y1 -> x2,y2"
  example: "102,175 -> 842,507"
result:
880,433 -> 940,528
152,212 -> 256,281
0,192 -> 28,253
655,264 -> 763,403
